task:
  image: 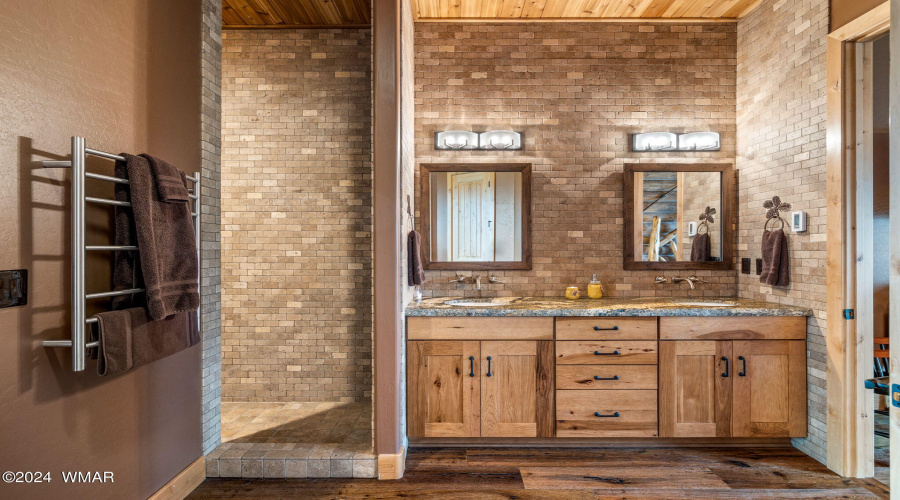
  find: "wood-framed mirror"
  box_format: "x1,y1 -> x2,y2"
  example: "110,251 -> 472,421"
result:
420,163 -> 532,270
624,163 -> 734,271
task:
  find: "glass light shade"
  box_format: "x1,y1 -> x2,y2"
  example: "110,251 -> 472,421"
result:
632,132 -> 677,151
434,130 -> 479,150
678,132 -> 720,151
479,130 -> 522,150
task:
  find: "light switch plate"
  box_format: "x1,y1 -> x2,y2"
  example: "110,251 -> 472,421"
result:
741,258 -> 751,274
0,269 -> 27,308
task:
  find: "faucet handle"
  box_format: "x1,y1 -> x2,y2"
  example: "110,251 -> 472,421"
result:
489,275 -> 505,284
688,276 -> 709,284
654,276 -> 668,284
449,274 -> 466,283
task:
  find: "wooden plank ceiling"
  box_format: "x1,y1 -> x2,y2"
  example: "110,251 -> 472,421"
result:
222,0 -> 371,28
414,0 -> 765,21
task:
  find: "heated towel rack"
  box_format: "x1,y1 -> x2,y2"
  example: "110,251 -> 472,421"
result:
42,137 -> 201,372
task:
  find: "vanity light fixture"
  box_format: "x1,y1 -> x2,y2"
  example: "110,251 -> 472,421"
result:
434,130 -> 479,150
479,130 -> 522,150
678,132 -> 721,151
632,132 -> 677,152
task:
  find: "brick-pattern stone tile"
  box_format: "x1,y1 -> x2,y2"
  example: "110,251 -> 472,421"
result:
413,22 -> 739,299
200,0 -> 224,456
736,0 -> 829,464
221,29 -> 373,403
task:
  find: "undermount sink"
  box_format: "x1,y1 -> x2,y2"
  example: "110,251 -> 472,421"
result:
444,297 -> 524,307
672,300 -> 737,307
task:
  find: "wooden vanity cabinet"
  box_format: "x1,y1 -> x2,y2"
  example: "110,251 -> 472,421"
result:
659,317 -> 807,438
407,317 -> 554,439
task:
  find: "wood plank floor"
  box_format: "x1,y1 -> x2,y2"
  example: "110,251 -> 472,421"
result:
187,447 -> 890,499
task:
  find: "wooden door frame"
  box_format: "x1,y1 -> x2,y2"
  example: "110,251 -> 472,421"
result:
824,0 -> 890,478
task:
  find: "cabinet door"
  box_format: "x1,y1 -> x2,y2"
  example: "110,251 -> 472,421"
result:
732,340 -> 807,437
480,340 -> 554,437
659,341 -> 732,437
408,341 -> 481,438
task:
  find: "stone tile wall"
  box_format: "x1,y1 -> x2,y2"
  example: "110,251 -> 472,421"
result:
201,0 -> 223,456
221,29 -> 373,403
736,0 -> 830,463
414,22 -> 739,299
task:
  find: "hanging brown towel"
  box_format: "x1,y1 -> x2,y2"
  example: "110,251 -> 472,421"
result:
95,308 -> 199,376
116,154 -> 199,320
140,154 -> 191,202
760,228 -> 790,287
407,230 -> 426,286
690,232 -> 712,262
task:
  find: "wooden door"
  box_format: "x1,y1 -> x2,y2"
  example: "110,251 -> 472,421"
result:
480,340 -> 554,437
732,340 -> 806,437
659,341 -> 732,437
407,341 -> 481,438
451,172 -> 495,261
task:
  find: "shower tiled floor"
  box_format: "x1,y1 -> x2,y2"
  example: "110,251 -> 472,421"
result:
205,402 -> 375,479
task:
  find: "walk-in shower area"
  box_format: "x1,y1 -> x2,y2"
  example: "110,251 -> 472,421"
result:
205,28 -> 374,479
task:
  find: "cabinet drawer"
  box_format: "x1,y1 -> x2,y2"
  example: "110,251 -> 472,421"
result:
556,341 -> 658,365
556,317 -> 657,340
659,316 -> 806,340
556,390 -> 658,437
556,365 -> 657,390
407,317 -> 553,340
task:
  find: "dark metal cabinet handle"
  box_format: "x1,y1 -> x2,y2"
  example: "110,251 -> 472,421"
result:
486,356 -> 492,377
721,356 -> 729,378
738,356 -> 747,377
594,411 -> 620,417
594,350 -> 620,356
469,356 -> 475,377
593,326 -> 620,331
594,375 -> 619,381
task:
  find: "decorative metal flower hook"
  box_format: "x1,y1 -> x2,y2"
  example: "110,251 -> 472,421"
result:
763,196 -> 791,219
699,206 -> 716,224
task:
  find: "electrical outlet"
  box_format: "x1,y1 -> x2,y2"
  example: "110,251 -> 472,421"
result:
741,258 -> 750,274
756,259 -> 763,276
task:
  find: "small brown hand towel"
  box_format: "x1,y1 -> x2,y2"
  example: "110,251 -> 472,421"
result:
690,232 -> 712,262
116,154 -> 199,320
407,230 -> 426,286
760,228 -> 790,287
95,308 -> 199,376
140,154 -> 191,202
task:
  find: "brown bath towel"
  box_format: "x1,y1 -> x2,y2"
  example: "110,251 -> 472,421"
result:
407,230 -> 426,286
690,232 -> 712,262
95,308 -> 199,376
116,154 -> 199,320
140,154 -> 191,202
760,228 -> 790,287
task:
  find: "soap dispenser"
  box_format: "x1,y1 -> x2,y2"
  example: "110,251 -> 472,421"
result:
588,274 -> 604,299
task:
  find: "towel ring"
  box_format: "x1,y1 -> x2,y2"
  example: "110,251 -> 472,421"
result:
697,221 -> 709,235
764,217 -> 785,231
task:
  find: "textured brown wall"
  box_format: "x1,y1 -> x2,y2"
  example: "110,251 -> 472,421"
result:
0,1 -> 203,499
415,23 -> 738,299
830,0 -> 885,30
221,29 -> 372,403
736,0 -> 828,463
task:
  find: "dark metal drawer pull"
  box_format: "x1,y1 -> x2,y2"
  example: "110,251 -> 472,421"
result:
721,356 -> 729,378
486,356 -> 492,377
594,375 -> 619,381
594,350 -> 620,356
469,356 -> 475,377
594,411 -> 620,418
738,356 -> 747,377
593,326 -> 620,331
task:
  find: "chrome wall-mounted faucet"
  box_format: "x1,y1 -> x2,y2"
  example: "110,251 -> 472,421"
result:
654,276 -> 668,284
671,276 -> 709,290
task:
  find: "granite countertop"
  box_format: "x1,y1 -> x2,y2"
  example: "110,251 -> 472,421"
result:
405,296 -> 812,317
